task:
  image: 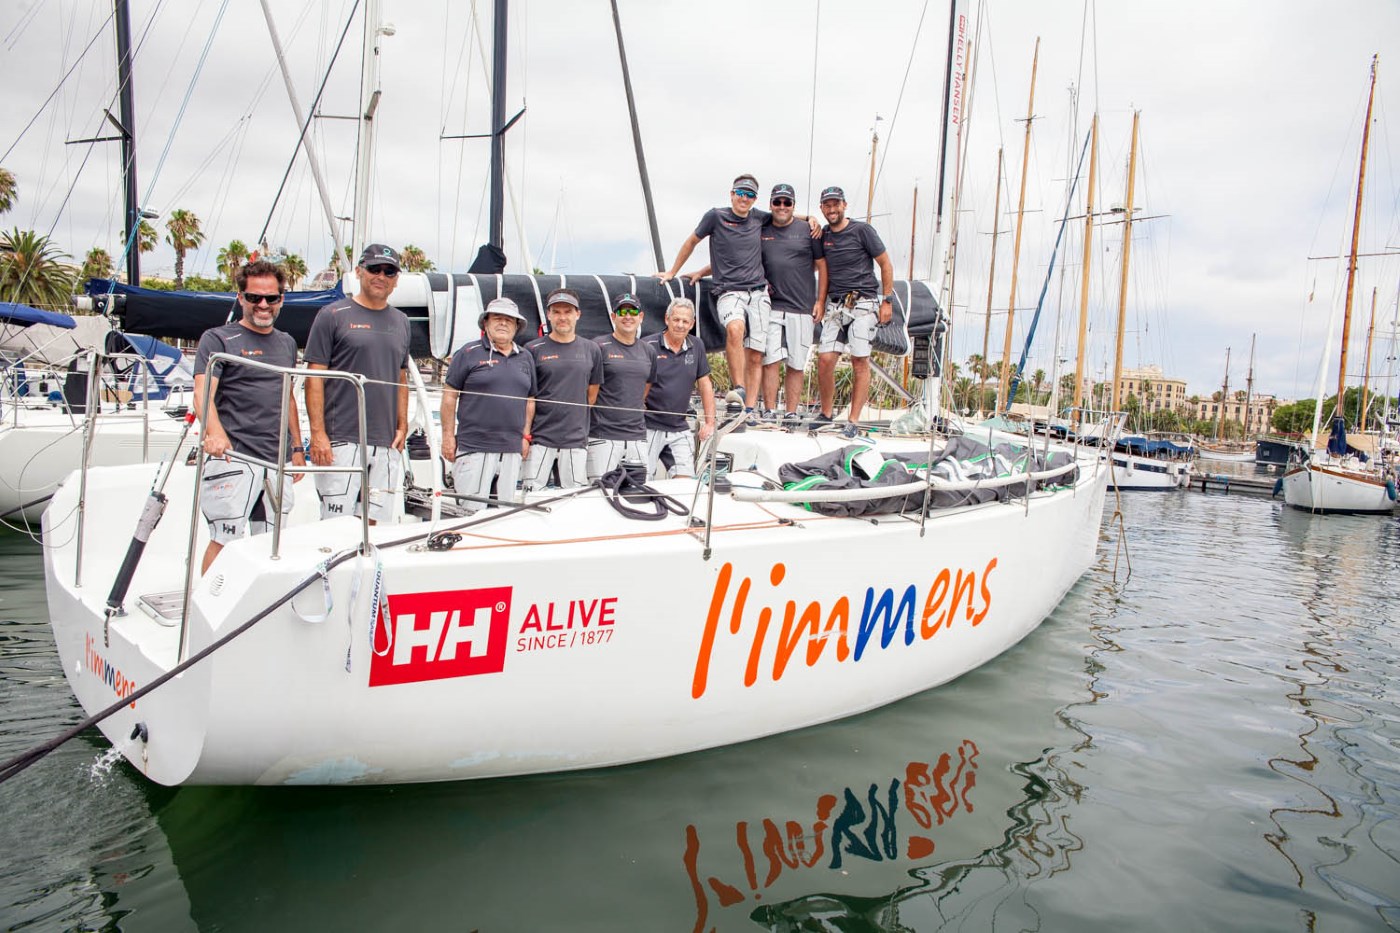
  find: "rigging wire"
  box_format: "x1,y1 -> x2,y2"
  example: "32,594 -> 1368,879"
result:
804,0 -> 820,215
870,0 -> 931,203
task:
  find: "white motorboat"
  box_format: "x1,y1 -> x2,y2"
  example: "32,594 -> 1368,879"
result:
39,373 -> 1110,786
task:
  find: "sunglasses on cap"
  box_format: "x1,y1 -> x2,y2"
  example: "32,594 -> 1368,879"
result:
614,306 -> 643,316
362,264 -> 399,277
771,198 -> 794,207
732,188 -> 757,199
242,292 -> 284,305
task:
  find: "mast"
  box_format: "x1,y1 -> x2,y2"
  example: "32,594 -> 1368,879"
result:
1072,113 -> 1098,424
997,37 -> 1038,412
865,119 -> 880,223
1334,55 -> 1378,421
114,0 -> 140,285
1360,286 -> 1377,429
351,0 -> 385,263
487,0 -> 508,252
1215,347 -> 1230,441
609,0 -> 663,271
980,149 -> 1004,416
1243,334 -> 1256,437
1109,110 -> 1139,415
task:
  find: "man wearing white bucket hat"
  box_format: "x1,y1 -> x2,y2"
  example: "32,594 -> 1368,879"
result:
440,297 -> 538,512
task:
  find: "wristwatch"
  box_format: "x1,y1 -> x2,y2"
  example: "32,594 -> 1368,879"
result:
881,293 -> 895,303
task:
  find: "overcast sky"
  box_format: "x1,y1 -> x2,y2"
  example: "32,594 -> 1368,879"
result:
3,0 -> 1399,401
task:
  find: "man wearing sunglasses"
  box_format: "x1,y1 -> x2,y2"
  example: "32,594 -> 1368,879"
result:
192,259 -> 303,573
304,243 -> 413,523
587,293 -> 657,480
760,183 -> 827,427
814,186 -> 896,439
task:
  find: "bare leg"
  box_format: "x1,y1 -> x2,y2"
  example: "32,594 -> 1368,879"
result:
783,364 -> 805,414
817,352 -> 839,417
201,541 -> 223,575
745,349 -> 765,408
724,320 -> 747,396
762,362 -> 782,411
849,355 -> 872,424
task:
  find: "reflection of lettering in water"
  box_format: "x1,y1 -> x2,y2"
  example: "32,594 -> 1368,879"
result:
683,740 -> 979,929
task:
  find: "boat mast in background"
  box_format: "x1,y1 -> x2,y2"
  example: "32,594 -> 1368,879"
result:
352,0 -> 385,263
1109,110 -> 1139,416
996,37 -> 1039,413
1243,334 -> 1256,436
1215,347 -> 1230,440
1332,55 -> 1378,426
115,0 -> 140,285
1072,114 -> 1098,426
608,0 -> 663,271
979,149 -> 1003,416
1359,287 -> 1377,429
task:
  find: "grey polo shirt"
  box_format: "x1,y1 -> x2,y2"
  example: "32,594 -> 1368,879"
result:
444,340 -> 537,455
762,218 -> 825,312
695,206 -> 772,294
193,322 -> 298,461
821,220 -> 887,299
643,332 -> 709,432
526,336 -> 604,449
590,334 -> 657,441
303,298 -> 412,447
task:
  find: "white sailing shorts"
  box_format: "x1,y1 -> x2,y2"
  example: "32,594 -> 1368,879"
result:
716,288 -> 772,352
646,428 -> 696,478
818,297 -> 879,358
451,451 -> 522,514
521,444 -> 588,492
200,458 -> 294,545
315,442 -> 403,522
764,310 -> 816,369
586,437 -> 647,481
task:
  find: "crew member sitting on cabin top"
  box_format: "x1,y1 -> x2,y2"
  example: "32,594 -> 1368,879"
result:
644,297 -> 716,479
814,186 -> 896,440
522,287 -> 604,491
192,258 -> 304,574
303,243 -> 413,524
440,297 -> 538,513
587,293 -> 657,480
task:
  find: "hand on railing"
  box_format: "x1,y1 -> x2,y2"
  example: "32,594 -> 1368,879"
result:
203,428 -> 232,459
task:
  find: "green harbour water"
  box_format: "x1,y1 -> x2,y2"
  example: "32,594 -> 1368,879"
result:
1,486 -> 1398,931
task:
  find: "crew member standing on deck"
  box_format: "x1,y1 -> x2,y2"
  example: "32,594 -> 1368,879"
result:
304,244 -> 413,523
814,186 -> 895,439
587,293 -> 657,480
644,298 -> 715,479
522,288 -> 604,491
760,183 -> 827,428
440,298 -> 537,513
192,259 -> 304,574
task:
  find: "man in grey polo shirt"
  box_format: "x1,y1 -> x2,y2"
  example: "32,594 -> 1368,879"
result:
522,287 -> 603,491
441,298 -> 537,513
193,259 -> 304,573
814,186 -> 896,439
587,293 -> 657,480
760,183 -> 827,428
304,243 -> 413,523
644,297 -> 715,478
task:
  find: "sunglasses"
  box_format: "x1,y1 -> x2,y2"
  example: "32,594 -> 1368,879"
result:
771,198 -> 794,207
243,292 -> 283,305
614,307 -> 643,317
732,188 -> 757,199
362,264 -> 399,277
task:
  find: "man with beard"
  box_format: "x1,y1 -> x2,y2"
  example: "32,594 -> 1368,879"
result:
193,259 -> 304,573
813,186 -> 895,439
759,183 -> 827,427
304,243 -> 413,523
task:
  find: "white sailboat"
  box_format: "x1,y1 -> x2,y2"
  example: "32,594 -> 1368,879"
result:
1283,57 -> 1399,515
23,0 -> 1121,787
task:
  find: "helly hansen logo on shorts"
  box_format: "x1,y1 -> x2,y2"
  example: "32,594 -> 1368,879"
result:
369,587 -> 512,686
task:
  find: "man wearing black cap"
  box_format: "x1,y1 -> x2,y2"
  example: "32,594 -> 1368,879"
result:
814,187 -> 895,439
522,287 -> 603,491
655,173 -> 772,412
304,243 -> 413,522
760,183 -> 827,426
587,293 -> 657,480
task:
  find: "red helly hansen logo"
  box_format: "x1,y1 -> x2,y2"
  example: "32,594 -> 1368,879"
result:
369,587 -> 512,687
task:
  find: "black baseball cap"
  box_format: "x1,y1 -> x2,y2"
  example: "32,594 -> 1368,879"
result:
613,293 -> 642,312
359,244 -> 400,269
819,186 -> 845,203
771,183 -> 796,201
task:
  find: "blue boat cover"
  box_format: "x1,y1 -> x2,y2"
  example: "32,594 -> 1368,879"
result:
103,331 -> 192,401
1115,435 -> 1195,456
0,301 -> 77,329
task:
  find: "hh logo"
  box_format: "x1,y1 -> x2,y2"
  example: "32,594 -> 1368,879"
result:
369,587 -> 512,687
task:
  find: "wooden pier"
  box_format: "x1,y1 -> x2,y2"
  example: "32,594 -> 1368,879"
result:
1191,472 -> 1279,497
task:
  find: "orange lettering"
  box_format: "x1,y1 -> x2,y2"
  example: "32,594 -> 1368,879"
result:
920,568 -> 951,638
949,570 -> 976,624
806,597 -> 850,666
972,558 -> 997,625
691,562 -> 733,699
744,565 -> 784,687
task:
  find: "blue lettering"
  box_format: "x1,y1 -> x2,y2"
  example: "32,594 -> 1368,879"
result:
854,586 -> 918,659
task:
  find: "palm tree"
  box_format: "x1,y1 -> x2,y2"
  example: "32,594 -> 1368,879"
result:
399,244 -> 433,273
164,209 -> 204,290
966,353 -> 987,382
216,240 -> 249,283
80,247 -> 113,284
0,168 -> 16,215
1029,368 -> 1046,404
282,253 -> 307,290
0,228 -> 77,309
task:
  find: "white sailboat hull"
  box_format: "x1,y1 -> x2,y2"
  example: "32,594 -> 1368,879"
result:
42,433 -> 1108,786
1281,457 -> 1397,514
0,408 -> 195,522
1107,451 -> 1190,490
